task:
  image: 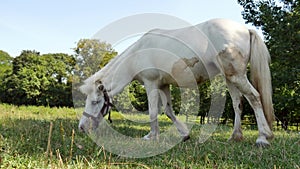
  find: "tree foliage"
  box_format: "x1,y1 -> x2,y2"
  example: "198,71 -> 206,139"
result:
128,80 -> 148,112
238,0 -> 300,126
72,39 -> 118,107
1,39 -> 117,107
0,50 -> 13,79
73,39 -> 117,81
0,50 -> 13,102
1,50 -> 75,107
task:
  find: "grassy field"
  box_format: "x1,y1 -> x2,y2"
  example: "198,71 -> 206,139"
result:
0,104 -> 299,169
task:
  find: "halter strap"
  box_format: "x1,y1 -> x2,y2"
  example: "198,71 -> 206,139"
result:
82,90 -> 114,123
103,90 -> 114,123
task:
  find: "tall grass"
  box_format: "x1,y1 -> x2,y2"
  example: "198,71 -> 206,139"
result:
0,104 -> 299,168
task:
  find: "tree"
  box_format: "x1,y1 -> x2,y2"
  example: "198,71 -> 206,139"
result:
72,39 -> 118,107
0,50 -> 13,102
238,0 -> 300,128
3,50 -> 43,105
0,50 -> 13,79
2,50 -> 76,107
129,80 -> 148,112
39,53 -> 76,106
73,39 -> 117,81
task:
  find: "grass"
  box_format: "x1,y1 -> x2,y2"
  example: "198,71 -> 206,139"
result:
0,104 -> 299,168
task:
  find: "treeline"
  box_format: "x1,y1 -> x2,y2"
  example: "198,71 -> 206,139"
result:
0,39 -> 117,107
0,0 -> 299,129
238,0 -> 300,129
0,50 -> 75,106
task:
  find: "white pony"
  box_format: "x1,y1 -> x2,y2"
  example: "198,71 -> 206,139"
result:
78,18 -> 275,147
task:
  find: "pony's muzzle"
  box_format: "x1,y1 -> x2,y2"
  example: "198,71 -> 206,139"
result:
78,117 -> 99,133
78,124 -> 85,133
78,122 -> 87,133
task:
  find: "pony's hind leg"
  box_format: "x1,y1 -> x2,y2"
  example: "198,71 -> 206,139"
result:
231,77 -> 273,146
161,85 -> 190,141
227,81 -> 244,141
218,47 -> 273,146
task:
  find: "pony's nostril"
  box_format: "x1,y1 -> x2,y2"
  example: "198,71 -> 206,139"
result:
79,125 -> 85,133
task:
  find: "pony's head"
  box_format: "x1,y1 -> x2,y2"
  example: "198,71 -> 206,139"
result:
78,80 -> 113,133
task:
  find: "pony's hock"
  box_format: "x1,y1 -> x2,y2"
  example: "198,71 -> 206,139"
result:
79,18 -> 274,146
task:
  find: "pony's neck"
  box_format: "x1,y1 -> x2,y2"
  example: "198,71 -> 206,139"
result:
99,46 -> 136,97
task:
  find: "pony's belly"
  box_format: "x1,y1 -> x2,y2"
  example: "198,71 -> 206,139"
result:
169,58 -> 219,87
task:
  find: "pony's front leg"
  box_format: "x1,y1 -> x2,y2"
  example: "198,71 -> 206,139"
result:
143,85 -> 160,140
161,85 -> 190,141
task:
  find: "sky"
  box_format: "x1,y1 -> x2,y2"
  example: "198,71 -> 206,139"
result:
0,0 -> 257,57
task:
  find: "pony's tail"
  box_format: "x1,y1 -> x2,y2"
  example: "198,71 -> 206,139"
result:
249,29 -> 275,129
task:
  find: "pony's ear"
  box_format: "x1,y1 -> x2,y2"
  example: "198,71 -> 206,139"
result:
95,80 -> 104,91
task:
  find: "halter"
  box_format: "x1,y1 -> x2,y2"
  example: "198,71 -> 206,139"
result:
82,90 -> 114,124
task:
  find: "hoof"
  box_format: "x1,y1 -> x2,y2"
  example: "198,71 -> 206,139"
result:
142,136 -> 150,141
228,133 -> 244,142
142,133 -> 159,141
228,136 -> 244,142
266,133 -> 274,140
256,142 -> 270,148
182,135 -> 190,142
256,136 -> 270,148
